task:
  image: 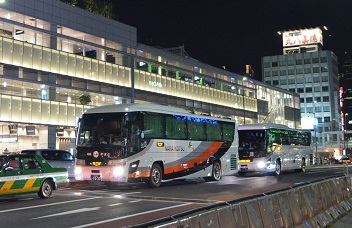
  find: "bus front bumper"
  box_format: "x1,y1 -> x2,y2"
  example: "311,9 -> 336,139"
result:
74,166 -> 129,182
239,161 -> 276,173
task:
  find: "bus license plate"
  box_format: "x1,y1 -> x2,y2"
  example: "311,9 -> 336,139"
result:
91,175 -> 101,181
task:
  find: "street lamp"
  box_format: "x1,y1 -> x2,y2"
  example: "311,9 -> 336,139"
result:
242,77 -> 247,124
344,113 -> 349,154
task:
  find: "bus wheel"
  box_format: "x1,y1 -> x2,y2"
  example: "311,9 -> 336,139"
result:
210,161 -> 222,181
38,179 -> 53,198
146,163 -> 162,188
275,160 -> 281,176
295,159 -> 306,173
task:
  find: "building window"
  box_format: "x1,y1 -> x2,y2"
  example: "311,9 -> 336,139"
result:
305,77 -> 312,83
304,68 -> 312,74
300,107 -> 305,113
300,98 -> 304,103
322,76 -> 328,82
322,86 -> 329,92
297,88 -> 304,93
312,57 -> 319,63
279,60 -> 286,66
272,70 -> 278,76
296,68 -> 303,74
313,67 -> 319,73
273,80 -> 279,85
264,71 -> 271,77
287,59 -> 295,65
315,97 -> 321,102
304,58 -> 311,64
279,70 -> 286,76
313,77 -> 320,83
307,107 -> 313,113
320,57 -> 327,63
264,62 -> 270,68
323,106 -> 330,112
324,117 -> 330,122
317,118 -> 322,123
306,87 -> 312,93
297,77 -> 304,84
289,88 -> 296,92
306,97 -> 313,103
314,86 -> 321,92
280,79 -> 287,85
296,59 -> 303,65
321,66 -> 328,72
265,80 -> 271,84
315,106 -> 322,112
272,61 -> 278,67
288,78 -> 295,84
323,96 -> 329,102
288,69 -> 295,75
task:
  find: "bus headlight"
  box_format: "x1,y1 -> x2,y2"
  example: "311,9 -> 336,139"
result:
113,166 -> 124,176
257,161 -> 266,169
75,166 -> 82,175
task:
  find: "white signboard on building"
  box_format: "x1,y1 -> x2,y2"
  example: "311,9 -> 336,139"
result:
282,28 -> 323,47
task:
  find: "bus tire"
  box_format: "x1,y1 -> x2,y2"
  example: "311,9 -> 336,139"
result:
210,161 -> 222,181
275,160 -> 281,176
146,163 -> 162,188
38,179 -> 53,198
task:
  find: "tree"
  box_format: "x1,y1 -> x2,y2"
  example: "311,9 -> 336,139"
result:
59,0 -> 115,19
79,94 -> 91,105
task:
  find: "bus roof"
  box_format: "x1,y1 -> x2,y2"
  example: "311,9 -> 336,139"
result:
238,123 -> 292,130
83,104 -> 236,123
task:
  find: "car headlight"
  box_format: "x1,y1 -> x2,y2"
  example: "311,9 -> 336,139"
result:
257,161 -> 266,169
112,166 -> 124,176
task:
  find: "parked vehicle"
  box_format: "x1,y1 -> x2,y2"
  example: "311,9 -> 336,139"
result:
338,156 -> 351,164
0,154 -> 68,198
20,149 -> 75,178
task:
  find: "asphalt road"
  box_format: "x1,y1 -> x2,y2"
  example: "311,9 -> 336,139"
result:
0,164 -> 349,228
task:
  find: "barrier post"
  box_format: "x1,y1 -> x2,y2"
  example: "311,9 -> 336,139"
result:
343,161 -> 349,175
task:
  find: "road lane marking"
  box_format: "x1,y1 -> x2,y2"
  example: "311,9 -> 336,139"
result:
0,197 -> 101,213
108,203 -> 122,206
71,203 -> 192,228
32,207 -> 101,219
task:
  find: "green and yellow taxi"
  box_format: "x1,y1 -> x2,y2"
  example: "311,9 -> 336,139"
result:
0,153 -> 69,198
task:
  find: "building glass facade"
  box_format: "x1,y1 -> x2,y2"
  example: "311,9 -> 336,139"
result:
0,0 -> 300,154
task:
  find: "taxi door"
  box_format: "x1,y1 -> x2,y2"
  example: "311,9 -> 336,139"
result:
0,156 -> 42,195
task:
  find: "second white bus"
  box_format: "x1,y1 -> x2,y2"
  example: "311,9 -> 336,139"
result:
238,123 -> 312,176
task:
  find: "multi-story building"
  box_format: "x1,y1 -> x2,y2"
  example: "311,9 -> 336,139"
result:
340,52 -> 352,154
262,28 -> 341,160
0,0 -> 300,154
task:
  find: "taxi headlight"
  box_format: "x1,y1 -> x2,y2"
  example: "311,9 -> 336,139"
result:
113,166 -> 124,176
257,161 -> 266,169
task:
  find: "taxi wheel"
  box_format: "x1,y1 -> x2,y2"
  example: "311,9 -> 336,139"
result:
38,179 -> 53,198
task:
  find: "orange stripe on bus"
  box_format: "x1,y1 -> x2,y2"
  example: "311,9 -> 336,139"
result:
163,141 -> 223,174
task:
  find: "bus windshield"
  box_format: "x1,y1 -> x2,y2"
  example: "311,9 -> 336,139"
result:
76,112 -> 132,159
238,130 -> 268,159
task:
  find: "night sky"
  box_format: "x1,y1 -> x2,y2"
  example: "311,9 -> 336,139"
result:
114,0 -> 352,81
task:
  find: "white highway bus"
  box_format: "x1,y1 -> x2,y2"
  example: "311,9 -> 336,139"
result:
74,104 -> 239,187
238,123 -> 312,176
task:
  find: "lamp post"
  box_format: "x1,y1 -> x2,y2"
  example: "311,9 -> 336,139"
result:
242,77 -> 247,124
344,113 -> 349,155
